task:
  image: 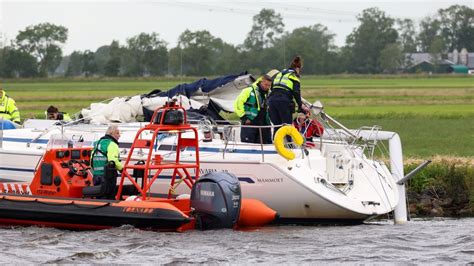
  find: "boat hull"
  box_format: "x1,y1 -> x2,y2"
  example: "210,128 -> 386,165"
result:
0,125 -> 399,224
0,195 -> 190,230
0,155 -> 372,222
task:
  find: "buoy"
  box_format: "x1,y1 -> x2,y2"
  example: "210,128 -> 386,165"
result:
237,199 -> 278,227
274,125 -> 304,160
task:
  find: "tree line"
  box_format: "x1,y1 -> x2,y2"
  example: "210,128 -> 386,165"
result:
0,5 -> 472,78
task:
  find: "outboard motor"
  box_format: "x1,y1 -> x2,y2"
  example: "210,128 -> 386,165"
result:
190,172 -> 241,230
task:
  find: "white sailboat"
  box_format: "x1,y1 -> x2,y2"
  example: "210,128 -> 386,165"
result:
0,73 -> 407,224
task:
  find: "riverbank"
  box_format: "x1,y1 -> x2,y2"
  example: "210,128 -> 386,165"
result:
405,157 -> 474,217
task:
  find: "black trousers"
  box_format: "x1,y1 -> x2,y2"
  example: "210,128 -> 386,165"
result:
268,99 -> 293,137
93,173 -> 118,199
240,118 -> 272,144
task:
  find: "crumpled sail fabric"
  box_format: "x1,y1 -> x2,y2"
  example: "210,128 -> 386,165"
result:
81,95 -> 142,124
80,72 -> 253,124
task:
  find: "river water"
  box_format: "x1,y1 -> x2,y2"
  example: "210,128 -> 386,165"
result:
0,218 -> 472,264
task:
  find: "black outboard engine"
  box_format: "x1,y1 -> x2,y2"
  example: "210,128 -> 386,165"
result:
190,172 -> 241,230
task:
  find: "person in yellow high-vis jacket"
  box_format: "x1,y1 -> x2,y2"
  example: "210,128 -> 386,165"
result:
234,73 -> 273,144
268,56 -> 308,137
0,88 -> 21,124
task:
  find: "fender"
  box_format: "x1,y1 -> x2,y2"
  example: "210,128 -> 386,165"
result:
274,125 -> 304,160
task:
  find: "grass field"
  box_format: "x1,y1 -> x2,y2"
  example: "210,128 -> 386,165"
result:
3,75 -> 474,158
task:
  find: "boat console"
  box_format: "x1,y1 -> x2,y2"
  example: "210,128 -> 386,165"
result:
29,146 -> 93,198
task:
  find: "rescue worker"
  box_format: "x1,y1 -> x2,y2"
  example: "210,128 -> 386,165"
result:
0,88 -> 21,124
91,125 -> 123,198
46,105 -> 72,121
268,56 -> 308,136
234,73 -> 273,144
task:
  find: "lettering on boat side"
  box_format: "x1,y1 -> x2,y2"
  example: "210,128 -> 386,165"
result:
122,207 -> 154,214
35,189 -> 56,195
256,178 -> 284,183
199,168 -> 228,174
200,190 -> 215,197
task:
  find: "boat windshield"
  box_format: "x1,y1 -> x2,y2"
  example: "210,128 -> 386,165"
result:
47,133 -> 97,150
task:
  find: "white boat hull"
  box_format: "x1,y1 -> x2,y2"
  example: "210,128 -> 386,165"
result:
0,123 -> 400,223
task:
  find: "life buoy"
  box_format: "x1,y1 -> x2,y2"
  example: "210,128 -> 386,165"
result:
274,125 -> 304,160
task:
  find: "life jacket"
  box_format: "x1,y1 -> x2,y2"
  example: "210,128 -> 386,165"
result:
0,90 -> 20,124
58,112 -> 72,121
271,69 -> 300,93
234,83 -> 268,121
293,118 -> 324,139
91,136 -> 119,176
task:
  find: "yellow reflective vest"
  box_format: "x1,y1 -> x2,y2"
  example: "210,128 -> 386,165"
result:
272,69 -> 300,92
270,69 -> 303,112
0,90 -> 20,124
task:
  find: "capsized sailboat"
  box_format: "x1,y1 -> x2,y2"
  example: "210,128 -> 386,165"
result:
0,72 -> 407,224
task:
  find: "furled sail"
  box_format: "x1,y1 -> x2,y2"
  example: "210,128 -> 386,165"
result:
80,72 -> 254,124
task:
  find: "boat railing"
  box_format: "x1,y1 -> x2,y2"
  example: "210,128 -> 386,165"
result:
194,119 -> 322,162
201,114 -> 379,162
353,125 -> 383,159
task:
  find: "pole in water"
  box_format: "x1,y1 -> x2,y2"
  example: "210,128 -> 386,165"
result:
397,160 -> 432,185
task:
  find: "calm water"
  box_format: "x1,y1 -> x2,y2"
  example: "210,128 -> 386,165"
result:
0,218 -> 473,264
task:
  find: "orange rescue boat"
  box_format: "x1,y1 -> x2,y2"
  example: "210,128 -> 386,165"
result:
0,102 -> 277,231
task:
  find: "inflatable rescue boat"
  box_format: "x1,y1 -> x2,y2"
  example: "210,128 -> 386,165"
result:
0,102 -> 277,231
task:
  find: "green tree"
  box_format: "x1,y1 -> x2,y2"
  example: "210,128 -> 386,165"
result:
172,29 -> 222,76
167,47 -> 182,76
274,24 -> 336,74
104,41 -> 122,77
345,8 -> 398,73
396,18 -> 418,52
0,46 -> 38,77
94,45 -> 111,75
379,42 -> 404,73
212,42 -> 242,75
15,23 -> 68,77
82,50 -> 98,77
429,37 -> 446,72
124,32 -> 168,76
438,5 -> 474,51
65,51 -> 83,77
417,16 -> 443,52
244,8 -> 284,50
44,45 -> 63,75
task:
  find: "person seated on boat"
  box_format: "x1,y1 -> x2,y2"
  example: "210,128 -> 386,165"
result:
234,73 -> 273,144
0,88 -> 21,124
292,112 -> 324,145
46,105 -> 72,121
91,125 -> 123,197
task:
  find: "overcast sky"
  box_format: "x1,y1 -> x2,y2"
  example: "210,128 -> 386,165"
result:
1,0 -> 472,55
